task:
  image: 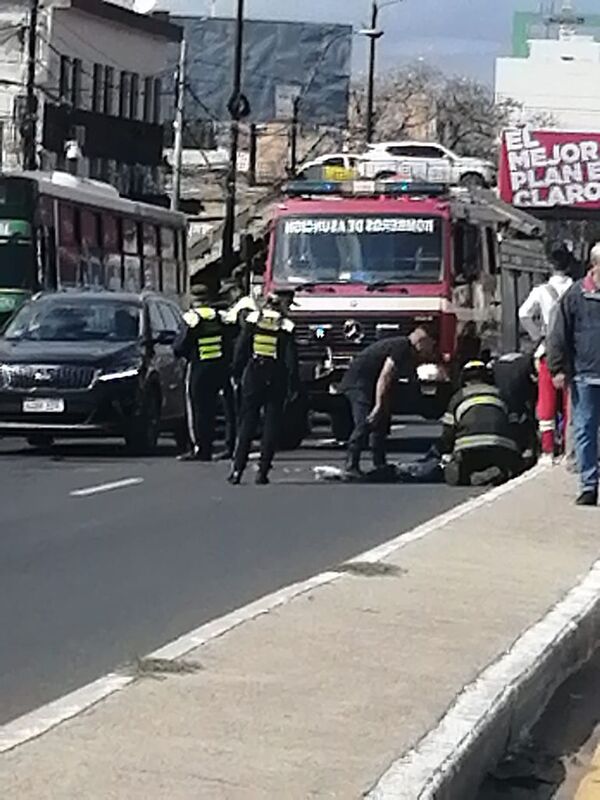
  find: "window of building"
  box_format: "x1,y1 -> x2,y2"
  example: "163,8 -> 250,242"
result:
152,77 -> 162,124
59,55 -> 70,103
129,73 -> 139,120
143,76 -> 153,122
119,72 -> 130,118
103,66 -> 114,115
71,58 -> 82,108
92,64 -> 103,113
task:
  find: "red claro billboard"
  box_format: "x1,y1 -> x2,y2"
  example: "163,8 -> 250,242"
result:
499,128 -> 600,209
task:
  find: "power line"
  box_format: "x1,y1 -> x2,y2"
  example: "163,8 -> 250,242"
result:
184,81 -> 220,122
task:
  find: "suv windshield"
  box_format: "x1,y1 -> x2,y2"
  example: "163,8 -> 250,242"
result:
4,297 -> 142,342
273,214 -> 443,284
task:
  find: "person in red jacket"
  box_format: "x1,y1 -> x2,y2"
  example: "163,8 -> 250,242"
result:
519,246 -> 573,459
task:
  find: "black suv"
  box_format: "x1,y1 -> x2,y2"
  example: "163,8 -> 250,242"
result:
0,291 -> 188,453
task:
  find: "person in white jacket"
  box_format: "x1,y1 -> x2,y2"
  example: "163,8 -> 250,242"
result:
519,246 -> 573,458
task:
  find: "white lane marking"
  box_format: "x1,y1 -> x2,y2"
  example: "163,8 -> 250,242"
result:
0,465 -> 546,753
70,477 -> 144,498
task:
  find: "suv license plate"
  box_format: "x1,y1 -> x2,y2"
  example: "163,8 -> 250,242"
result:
23,398 -> 65,413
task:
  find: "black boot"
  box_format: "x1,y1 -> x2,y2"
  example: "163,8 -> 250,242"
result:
255,470 -> 270,486
177,448 -> 201,462
227,469 -> 243,485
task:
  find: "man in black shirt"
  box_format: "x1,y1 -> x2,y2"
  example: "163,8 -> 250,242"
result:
340,327 -> 435,479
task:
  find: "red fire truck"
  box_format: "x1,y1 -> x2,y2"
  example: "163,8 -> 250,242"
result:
262,179 -> 546,443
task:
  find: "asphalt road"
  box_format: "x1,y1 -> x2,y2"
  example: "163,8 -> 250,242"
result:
0,421 -> 478,726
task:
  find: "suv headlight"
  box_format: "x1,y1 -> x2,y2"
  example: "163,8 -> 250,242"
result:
98,366 -> 141,382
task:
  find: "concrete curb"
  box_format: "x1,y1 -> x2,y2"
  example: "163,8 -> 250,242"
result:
366,551 -> 600,799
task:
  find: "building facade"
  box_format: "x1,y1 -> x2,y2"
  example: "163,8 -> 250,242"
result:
496,7 -> 600,131
0,0 -> 181,198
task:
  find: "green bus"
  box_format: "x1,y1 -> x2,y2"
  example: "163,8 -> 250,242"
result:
0,171 -> 188,324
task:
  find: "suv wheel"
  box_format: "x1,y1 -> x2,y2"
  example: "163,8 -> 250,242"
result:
375,170 -> 396,181
459,172 -> 486,189
125,389 -> 160,455
331,406 -> 353,444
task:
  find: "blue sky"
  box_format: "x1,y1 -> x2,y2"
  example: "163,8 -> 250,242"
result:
159,0 -> 598,81
160,0 -> 576,81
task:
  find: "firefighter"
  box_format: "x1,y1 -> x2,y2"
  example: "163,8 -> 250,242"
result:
519,246 -> 573,459
440,360 -> 522,487
491,351 -> 538,464
228,291 -> 299,485
174,284 -> 233,462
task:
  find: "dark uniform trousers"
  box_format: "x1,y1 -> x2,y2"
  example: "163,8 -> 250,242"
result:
345,388 -> 388,469
187,363 -> 228,459
233,361 -> 285,475
221,377 -> 237,455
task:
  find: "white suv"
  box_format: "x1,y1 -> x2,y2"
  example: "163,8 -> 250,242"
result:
359,141 -> 496,187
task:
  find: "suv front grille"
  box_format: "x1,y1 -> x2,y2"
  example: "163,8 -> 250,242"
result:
0,365 -> 96,391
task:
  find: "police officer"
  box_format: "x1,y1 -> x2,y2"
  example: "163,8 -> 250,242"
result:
440,360 -> 522,486
174,284 -> 233,462
228,291 -> 299,485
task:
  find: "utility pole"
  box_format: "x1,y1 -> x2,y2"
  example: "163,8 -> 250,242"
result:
23,0 -> 39,170
365,2 -> 383,144
289,96 -> 300,175
222,0 -> 246,271
171,38 -> 187,212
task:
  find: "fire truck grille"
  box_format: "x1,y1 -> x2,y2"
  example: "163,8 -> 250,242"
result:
293,315 -> 440,360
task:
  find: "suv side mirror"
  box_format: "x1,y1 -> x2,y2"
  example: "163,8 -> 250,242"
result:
153,330 -> 176,346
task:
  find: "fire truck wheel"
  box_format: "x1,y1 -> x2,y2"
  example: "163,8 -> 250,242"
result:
420,399 -> 446,421
278,393 -> 309,450
331,407 -> 353,444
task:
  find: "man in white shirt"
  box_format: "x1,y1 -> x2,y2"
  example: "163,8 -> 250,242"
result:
519,247 -> 573,458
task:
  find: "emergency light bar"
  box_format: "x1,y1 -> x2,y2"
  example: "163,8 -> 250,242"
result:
284,179 -> 449,199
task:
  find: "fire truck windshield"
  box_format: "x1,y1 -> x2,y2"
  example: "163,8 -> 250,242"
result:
273,214 -> 443,285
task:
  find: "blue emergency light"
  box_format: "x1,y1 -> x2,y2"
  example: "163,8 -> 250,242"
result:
284,179 -> 449,198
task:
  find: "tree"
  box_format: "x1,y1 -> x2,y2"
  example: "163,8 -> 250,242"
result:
436,76 -> 519,160
349,63 -> 524,161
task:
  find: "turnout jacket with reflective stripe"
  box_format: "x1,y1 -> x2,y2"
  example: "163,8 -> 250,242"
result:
173,305 -> 232,367
233,309 -> 299,391
439,382 -> 519,456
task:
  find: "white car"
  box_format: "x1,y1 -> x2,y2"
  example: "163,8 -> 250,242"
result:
296,153 -> 362,181
358,141 -> 496,187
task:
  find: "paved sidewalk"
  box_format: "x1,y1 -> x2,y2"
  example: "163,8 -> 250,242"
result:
1,467 -> 599,799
